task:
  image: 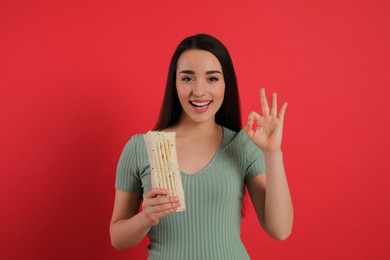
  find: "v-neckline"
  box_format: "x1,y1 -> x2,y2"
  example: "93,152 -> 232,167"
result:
179,127 -> 226,176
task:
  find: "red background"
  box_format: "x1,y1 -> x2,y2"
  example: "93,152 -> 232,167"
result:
1,0 -> 389,259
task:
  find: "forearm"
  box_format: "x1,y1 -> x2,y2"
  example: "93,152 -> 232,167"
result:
110,212 -> 151,250
263,150 -> 293,240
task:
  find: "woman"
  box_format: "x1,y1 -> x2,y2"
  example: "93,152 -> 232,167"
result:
110,34 -> 293,259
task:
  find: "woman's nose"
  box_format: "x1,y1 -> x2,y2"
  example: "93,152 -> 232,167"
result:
193,80 -> 206,96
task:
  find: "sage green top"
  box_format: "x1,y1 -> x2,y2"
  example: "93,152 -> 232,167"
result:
115,127 -> 265,260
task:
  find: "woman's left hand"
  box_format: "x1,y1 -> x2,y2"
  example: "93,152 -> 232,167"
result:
244,88 -> 287,152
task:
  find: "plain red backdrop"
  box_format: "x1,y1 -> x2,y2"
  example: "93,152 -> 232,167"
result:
1,0 -> 389,259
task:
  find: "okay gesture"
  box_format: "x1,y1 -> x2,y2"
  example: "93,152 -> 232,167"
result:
244,88 -> 288,153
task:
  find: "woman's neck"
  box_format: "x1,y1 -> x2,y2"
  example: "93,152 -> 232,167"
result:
166,118 -> 221,139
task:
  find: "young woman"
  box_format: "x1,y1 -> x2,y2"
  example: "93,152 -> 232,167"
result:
110,34 -> 293,259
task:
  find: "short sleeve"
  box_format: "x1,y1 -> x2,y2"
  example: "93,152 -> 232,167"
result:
242,132 -> 266,184
115,135 -> 143,192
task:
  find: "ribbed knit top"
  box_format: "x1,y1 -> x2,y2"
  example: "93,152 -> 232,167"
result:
115,127 -> 265,260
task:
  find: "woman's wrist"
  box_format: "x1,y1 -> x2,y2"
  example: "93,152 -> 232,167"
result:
262,148 -> 283,157
137,211 -> 153,231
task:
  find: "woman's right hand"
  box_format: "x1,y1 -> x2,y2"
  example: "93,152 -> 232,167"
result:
140,188 -> 180,228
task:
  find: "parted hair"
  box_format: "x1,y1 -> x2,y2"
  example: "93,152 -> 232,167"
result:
154,34 -> 241,132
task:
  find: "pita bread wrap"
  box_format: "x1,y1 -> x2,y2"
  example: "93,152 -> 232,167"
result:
143,131 -> 186,212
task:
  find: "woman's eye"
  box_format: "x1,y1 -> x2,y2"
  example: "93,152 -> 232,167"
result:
208,77 -> 219,82
182,77 -> 193,82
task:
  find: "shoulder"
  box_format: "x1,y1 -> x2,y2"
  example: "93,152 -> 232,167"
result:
221,127 -> 259,150
218,127 -> 265,177
118,133 -> 148,161
220,127 -> 264,164
123,134 -> 145,149
117,132 -> 150,173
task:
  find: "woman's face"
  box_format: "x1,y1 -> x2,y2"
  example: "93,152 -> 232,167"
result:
175,49 -> 225,125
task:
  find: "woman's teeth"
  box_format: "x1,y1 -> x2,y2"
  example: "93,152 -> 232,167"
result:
190,101 -> 211,107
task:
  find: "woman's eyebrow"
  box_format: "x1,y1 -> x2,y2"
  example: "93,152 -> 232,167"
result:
179,70 -> 195,75
178,70 -> 222,74
205,70 -> 222,75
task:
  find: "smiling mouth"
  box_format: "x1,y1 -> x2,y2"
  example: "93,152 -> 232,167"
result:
190,101 -> 212,107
